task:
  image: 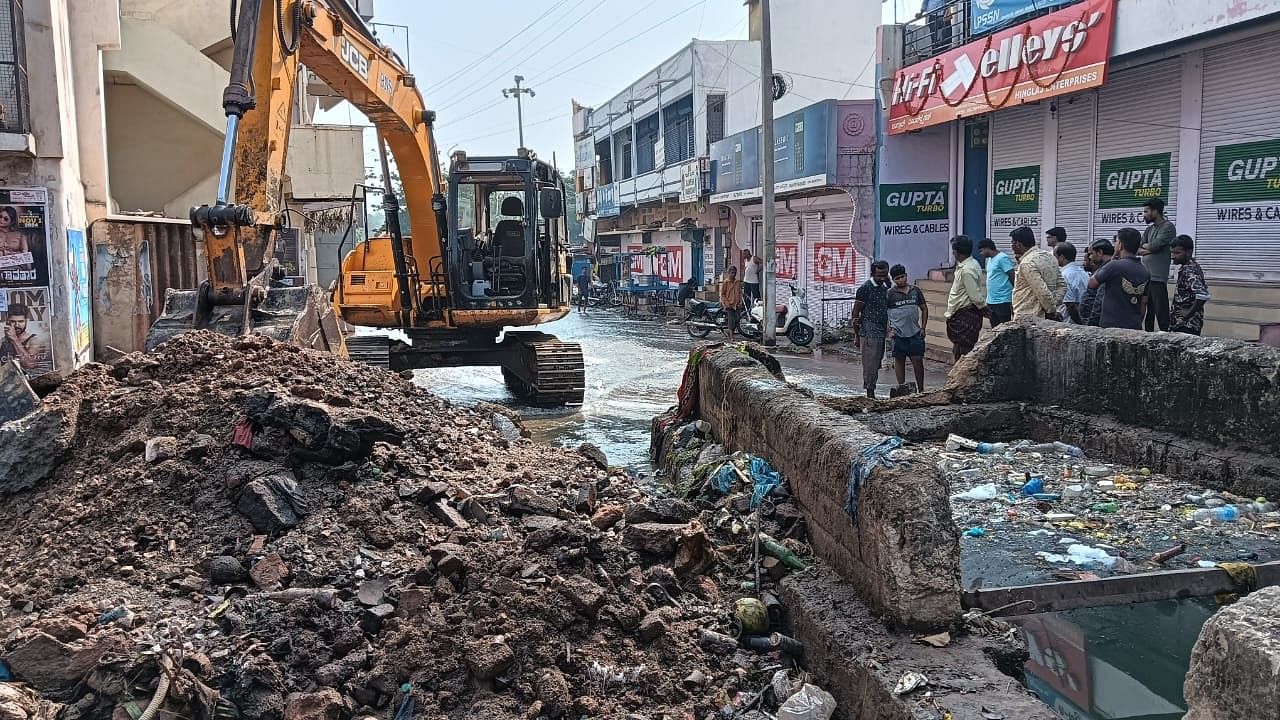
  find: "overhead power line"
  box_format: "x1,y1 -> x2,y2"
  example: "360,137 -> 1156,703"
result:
426,0 -> 573,94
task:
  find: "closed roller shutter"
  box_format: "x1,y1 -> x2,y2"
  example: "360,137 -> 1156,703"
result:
774,212 -> 803,295
989,103 -> 1045,253
1197,37 -> 1280,283
811,207 -> 865,299
1094,58 -> 1182,261
1055,91 -> 1096,247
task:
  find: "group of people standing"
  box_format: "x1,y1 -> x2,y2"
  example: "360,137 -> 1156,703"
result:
943,197 -> 1210,360
848,196 -> 1212,398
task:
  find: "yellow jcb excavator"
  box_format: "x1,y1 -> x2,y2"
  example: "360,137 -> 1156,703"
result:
146,0 -> 585,405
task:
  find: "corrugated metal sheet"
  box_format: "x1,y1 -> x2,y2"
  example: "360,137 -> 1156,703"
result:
1055,92 -> 1097,245
1094,58 -> 1183,256
89,217 -> 200,355
989,103 -> 1045,253
1197,36 -> 1280,283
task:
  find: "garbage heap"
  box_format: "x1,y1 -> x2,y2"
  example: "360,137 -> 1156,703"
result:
0,332 -> 817,720
940,434 -> 1280,586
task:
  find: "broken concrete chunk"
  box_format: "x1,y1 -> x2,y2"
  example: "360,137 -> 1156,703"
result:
236,472 -> 308,534
144,436 -> 178,463
356,579 -> 388,607
429,543 -> 468,577
637,611 -> 668,643
359,603 -> 395,635
465,639 -> 515,680
507,484 -> 561,516
0,358 -> 38,424
5,632 -> 118,699
30,617 -> 87,644
590,504 -> 624,530
624,498 -> 697,525
537,668 -> 572,718
283,688 -> 345,720
429,498 -> 471,529
577,442 -> 609,469
572,482 -> 597,514
622,522 -> 685,556
557,575 -> 607,619
249,552 -> 290,590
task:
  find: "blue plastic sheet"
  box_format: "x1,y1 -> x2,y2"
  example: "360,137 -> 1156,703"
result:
712,463 -> 738,494
845,436 -> 904,525
749,456 -> 782,509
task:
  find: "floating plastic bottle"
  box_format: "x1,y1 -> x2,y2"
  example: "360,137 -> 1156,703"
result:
976,442 -> 1009,454
1192,506 -> 1239,524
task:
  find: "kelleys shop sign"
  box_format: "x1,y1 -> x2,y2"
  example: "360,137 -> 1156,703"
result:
889,0 -> 1117,135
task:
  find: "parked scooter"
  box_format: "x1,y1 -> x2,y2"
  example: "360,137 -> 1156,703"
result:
685,298 -> 727,338
748,285 -> 815,346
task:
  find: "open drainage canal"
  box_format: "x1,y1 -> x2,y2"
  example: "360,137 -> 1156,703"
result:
415,315 -> 1257,720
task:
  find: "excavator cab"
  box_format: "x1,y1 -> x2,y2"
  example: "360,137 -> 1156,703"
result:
447,153 -> 571,313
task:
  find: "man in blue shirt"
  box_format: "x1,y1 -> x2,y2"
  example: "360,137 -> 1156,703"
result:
978,238 -> 1015,327
1055,242 -> 1090,324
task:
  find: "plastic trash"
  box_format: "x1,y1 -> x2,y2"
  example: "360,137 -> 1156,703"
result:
749,456 -> 783,509
1020,441 -> 1084,458
952,483 -> 1000,501
1083,466 -> 1112,477
1031,493 -> 1060,502
1192,506 -> 1239,524
0,659 -> 10,681
759,533 -> 807,570
1065,544 -> 1117,568
777,683 -> 837,720
1020,477 -> 1045,496
1063,484 -> 1085,498
1091,502 -> 1119,513
976,442 -> 1009,454
945,434 -> 979,452
964,527 -> 986,537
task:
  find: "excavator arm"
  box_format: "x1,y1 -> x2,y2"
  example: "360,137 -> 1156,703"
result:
147,0 -> 444,349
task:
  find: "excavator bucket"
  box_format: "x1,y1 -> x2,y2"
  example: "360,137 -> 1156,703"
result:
144,284 -> 345,353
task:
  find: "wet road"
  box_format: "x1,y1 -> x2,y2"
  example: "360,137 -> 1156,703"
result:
411,310 -> 868,469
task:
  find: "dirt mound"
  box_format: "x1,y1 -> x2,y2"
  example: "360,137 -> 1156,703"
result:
0,332 -> 808,720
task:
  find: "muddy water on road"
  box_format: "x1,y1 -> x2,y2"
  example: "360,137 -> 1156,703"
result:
412,311 -> 862,469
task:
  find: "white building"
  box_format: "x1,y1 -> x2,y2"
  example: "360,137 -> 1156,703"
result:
879,0 -> 1280,345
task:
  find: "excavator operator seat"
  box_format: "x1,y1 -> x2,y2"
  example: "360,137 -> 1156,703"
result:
494,196 -> 525,257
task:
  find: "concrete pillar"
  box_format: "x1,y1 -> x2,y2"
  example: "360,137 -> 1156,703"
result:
68,0 -> 121,221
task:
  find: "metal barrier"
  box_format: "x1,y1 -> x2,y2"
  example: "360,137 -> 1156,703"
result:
816,295 -> 857,336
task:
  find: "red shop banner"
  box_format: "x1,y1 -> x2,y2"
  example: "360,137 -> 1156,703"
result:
889,0 -> 1117,135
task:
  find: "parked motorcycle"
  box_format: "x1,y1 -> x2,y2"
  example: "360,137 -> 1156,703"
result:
748,285 -> 815,346
685,298 -> 727,338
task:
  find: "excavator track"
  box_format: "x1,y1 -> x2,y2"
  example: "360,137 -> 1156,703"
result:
502,334 -> 585,407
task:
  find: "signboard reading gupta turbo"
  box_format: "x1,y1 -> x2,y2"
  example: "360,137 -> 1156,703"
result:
991,166 -> 1042,230
889,0 -> 1117,134
1209,139 -> 1280,224
1096,153 -> 1173,241
880,182 -> 951,258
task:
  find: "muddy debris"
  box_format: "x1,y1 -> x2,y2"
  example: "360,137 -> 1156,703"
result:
0,332 -> 820,719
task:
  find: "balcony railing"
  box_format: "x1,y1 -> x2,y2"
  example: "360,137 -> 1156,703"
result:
903,0 -> 1083,67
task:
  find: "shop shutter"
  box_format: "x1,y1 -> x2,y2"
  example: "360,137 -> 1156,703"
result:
1094,58 -> 1182,264
1197,37 -> 1280,283
808,207 -> 864,314
1054,91 -> 1096,246
989,103 -> 1045,253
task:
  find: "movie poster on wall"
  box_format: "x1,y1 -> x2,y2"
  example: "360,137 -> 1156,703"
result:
0,188 -> 50,289
0,286 -> 55,375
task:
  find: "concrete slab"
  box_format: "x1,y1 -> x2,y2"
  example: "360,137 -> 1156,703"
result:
1184,586 -> 1280,719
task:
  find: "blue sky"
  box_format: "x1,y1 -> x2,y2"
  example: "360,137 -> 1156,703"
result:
321,0 -> 917,168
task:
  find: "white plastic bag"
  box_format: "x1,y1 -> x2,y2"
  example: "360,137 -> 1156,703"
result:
952,483 -> 999,501
777,683 -> 837,720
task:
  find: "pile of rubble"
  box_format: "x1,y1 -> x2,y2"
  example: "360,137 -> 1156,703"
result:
0,332 -> 814,720
937,435 -> 1280,586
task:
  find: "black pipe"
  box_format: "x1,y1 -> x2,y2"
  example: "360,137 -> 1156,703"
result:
223,0 -> 263,118
378,137 -> 414,319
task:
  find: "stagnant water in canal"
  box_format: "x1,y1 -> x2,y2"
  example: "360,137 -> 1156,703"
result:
409,311 -> 1215,720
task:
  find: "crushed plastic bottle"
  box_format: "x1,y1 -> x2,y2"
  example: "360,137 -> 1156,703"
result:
952,483 -> 1000,502
976,442 -> 1009,454
1091,502 -> 1119,513
1020,476 -> 1045,496
1192,506 -> 1239,524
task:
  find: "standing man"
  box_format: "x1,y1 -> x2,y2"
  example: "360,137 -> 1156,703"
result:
1089,228 -> 1151,330
1045,226 -> 1067,251
574,266 -> 592,314
1055,242 -> 1089,324
944,236 -> 986,361
886,264 -> 929,394
1082,239 -> 1115,326
851,260 -> 891,399
978,238 -> 1015,327
1010,226 -> 1065,320
1139,197 -> 1176,331
742,250 -> 763,308
1170,235 -> 1211,336
718,265 -> 745,340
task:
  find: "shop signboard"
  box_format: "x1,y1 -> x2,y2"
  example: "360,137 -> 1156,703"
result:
626,244 -> 684,283
1098,153 -> 1171,208
889,0 -> 1117,134
879,182 -> 951,252
991,165 -> 1042,231
679,160 -> 701,203
776,243 -> 799,280
812,242 -> 860,285
1094,152 -> 1172,242
596,184 -> 619,218
710,100 -> 838,202
971,0 -> 1075,36
0,187 -> 54,376
1212,138 -> 1280,208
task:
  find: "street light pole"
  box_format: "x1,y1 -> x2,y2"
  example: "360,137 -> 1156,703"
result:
759,0 -> 777,346
502,75 -> 535,152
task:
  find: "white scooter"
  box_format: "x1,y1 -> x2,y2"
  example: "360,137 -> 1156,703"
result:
748,285 -> 815,346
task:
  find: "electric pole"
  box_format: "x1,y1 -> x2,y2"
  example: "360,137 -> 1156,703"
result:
759,0 -> 777,346
502,75 -> 535,152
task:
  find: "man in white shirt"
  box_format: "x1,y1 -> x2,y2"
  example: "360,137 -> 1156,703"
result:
741,250 -> 763,307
